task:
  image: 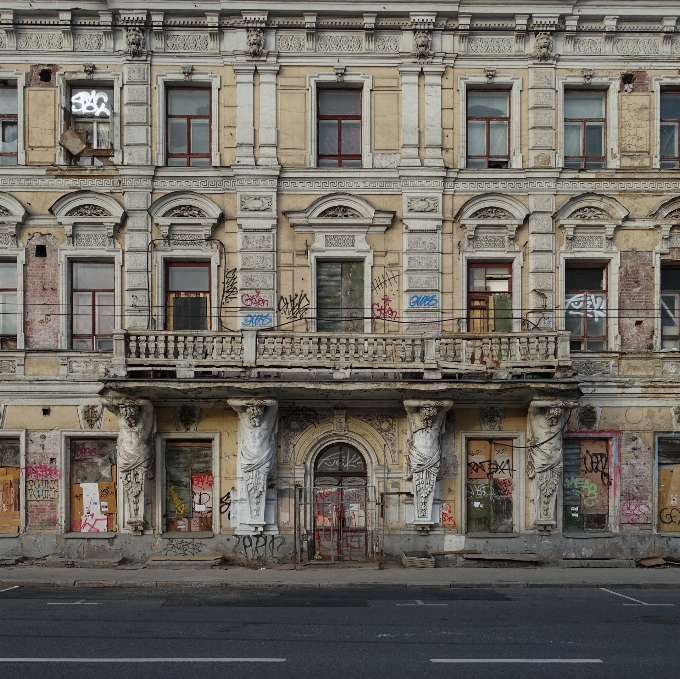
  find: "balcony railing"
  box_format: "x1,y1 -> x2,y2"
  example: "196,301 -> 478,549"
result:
111,329 -> 572,379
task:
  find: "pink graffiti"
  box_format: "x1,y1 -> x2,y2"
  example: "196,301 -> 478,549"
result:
191,473 -> 214,491
621,493 -> 651,523
23,463 -> 61,480
372,296 -> 398,320
241,290 -> 270,307
495,478 -> 514,499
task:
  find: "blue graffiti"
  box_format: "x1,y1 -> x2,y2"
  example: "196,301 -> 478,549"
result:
242,313 -> 273,327
408,294 -> 439,308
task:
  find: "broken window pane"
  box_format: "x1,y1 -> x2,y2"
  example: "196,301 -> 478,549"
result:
165,443 -> 213,532
70,439 -> 117,533
467,264 -> 512,332
466,439 -> 514,533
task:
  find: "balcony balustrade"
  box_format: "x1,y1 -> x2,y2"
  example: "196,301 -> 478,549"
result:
111,329 -> 572,380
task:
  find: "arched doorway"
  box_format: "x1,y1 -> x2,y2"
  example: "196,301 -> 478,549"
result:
313,443 -> 368,562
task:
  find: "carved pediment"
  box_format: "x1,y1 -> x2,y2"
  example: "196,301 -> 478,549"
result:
318,205 -> 362,218
66,204 -> 112,218
163,205 -> 208,219
569,206 -> 611,220
470,207 -> 513,220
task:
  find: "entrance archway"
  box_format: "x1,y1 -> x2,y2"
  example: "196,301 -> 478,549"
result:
313,443 -> 368,561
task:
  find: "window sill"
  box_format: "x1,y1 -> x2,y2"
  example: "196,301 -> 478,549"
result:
0,533 -> 20,538
563,531 -> 615,539
162,531 -> 214,539
466,532 -> 519,539
63,532 -> 116,539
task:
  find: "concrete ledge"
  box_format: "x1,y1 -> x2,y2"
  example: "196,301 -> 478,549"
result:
558,559 -> 637,568
146,556 -> 223,569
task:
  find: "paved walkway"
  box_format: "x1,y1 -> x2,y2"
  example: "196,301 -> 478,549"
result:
1,563 -> 680,588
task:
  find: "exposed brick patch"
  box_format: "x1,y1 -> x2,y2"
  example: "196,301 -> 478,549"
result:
619,70 -> 649,93
26,430 -> 60,530
24,233 -> 60,349
619,250 -> 654,352
619,431 -> 652,525
28,65 -> 57,88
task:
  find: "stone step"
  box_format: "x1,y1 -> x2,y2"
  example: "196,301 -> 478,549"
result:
146,556 -> 224,569
558,559 -> 637,568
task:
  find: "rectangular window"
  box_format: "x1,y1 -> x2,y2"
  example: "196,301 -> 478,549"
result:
563,438 -> 610,533
661,266 -> 680,349
467,91 -> 510,168
564,91 -> 606,169
68,87 -> 113,166
658,437 -> 680,532
166,89 -> 211,167
165,441 -> 214,532
71,261 -> 115,351
70,439 -> 117,533
316,260 -> 364,332
564,265 -> 607,351
0,439 -> 20,534
467,263 -> 512,332
166,262 -> 211,331
0,85 -> 17,165
0,261 -> 17,349
466,439 -> 514,533
317,90 -> 362,168
660,91 -> 680,169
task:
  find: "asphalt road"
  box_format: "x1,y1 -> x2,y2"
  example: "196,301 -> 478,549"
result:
0,584 -> 677,679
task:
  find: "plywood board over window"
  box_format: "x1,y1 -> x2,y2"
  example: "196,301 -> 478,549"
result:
0,439 -> 20,534
70,439 -> 117,533
466,439 -> 514,534
658,437 -> 680,532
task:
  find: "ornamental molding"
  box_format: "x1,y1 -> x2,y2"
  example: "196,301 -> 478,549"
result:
164,205 -> 207,218
532,32 -> 554,61
0,193 -> 26,250
413,29 -> 432,59
50,191 -> 124,247
165,34 -> 210,51
569,207 -> 611,220
66,204 -> 111,218
614,37 -> 659,55
318,205 -> 362,218
574,37 -> 602,55
278,34 -> 305,52
240,195 -> 273,212
247,27 -> 265,58
149,191 -> 222,242
470,207 -> 513,219
125,26 -> 145,58
18,32 -> 63,50
468,36 -> 513,54
407,196 -> 439,213
352,413 -> 398,464
74,33 -> 104,52
375,35 -> 400,52
317,34 -> 363,52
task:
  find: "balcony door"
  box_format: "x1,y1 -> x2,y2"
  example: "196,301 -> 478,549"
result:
316,260 -> 364,332
165,262 -> 211,331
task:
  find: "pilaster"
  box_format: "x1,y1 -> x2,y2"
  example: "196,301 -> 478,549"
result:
399,65 -> 421,167
257,64 -> 280,167
234,63 -> 256,166
423,66 -> 445,167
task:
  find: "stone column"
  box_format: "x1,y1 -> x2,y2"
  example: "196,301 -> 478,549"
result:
527,195 -> 556,330
527,398 -> 577,534
399,65 -> 421,167
257,64 -> 279,166
404,399 -> 453,525
100,391 -> 155,534
228,398 -> 279,534
423,65 -> 445,167
234,63 -> 256,166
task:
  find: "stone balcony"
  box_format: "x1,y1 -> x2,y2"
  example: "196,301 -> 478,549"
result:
110,329 -> 572,380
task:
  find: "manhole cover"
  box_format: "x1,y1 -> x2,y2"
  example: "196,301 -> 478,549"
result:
638,616 -> 680,625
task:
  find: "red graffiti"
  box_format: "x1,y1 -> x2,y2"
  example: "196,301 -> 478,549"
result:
495,478 -> 513,498
241,290 -> 270,307
372,296 -> 398,320
23,463 -> 61,480
191,473 -> 214,491
442,501 -> 456,529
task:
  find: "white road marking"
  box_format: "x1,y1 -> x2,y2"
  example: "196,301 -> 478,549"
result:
431,659 -> 602,664
0,586 -> 18,593
0,658 -> 286,663
601,588 -> 674,606
47,600 -> 102,606
396,600 -> 448,606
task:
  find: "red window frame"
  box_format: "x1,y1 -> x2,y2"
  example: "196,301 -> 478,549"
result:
166,87 -> 212,166
564,90 -> 607,169
317,89 -> 362,168
466,89 -> 510,168
71,260 -> 115,352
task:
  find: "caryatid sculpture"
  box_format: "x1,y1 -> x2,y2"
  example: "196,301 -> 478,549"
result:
527,398 -> 577,533
100,392 -> 155,533
228,398 -> 278,533
404,399 -> 453,525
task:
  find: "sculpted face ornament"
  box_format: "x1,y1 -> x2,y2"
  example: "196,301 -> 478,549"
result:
120,402 -> 140,429
420,405 -> 438,430
246,403 -> 265,429
546,406 -> 563,428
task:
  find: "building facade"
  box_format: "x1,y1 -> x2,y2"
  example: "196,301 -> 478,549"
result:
0,0 -> 678,564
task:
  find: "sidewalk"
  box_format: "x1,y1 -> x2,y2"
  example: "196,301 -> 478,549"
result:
1,563 -> 680,588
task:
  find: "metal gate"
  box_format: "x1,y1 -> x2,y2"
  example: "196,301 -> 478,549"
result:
294,485 -> 377,562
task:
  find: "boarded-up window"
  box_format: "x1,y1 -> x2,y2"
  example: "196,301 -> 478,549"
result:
466,439 -> 513,533
563,438 -> 610,532
658,437 -> 680,532
316,261 -> 364,332
165,442 -> 213,532
0,439 -> 20,534
70,439 -> 117,533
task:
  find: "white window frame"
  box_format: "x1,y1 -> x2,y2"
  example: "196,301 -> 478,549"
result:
153,248 -> 221,332
652,75 -> 680,169
56,70 -> 122,166
0,70 -> 26,165
155,431 -> 221,536
459,430 -> 525,537
558,248 -> 620,352
154,71 -> 221,167
460,250 -> 524,333
58,430 -> 120,536
307,71 -> 373,169
458,74 -> 523,169
556,75 -> 620,169
0,430 -> 26,537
